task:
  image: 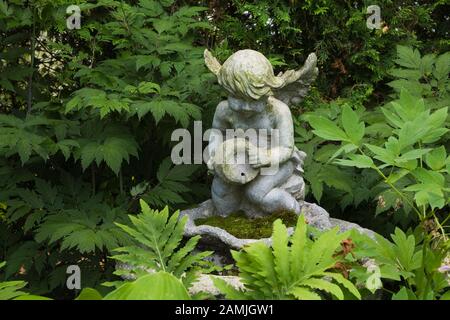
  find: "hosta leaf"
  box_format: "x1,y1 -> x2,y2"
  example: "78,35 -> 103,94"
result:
104,272 -> 190,300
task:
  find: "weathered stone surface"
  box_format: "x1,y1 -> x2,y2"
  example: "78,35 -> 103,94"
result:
189,274 -> 243,297
181,199 -> 375,251
205,49 -> 315,217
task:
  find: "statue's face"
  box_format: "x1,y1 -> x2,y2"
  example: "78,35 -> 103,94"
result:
228,95 -> 267,116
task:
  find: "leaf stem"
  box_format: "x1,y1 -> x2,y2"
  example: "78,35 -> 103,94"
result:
357,147 -> 423,221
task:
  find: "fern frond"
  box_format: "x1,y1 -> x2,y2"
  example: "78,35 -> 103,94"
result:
304,226 -> 345,275
289,286 -> 321,300
112,200 -> 212,281
290,215 -> 308,279
272,219 -> 291,288
211,277 -> 248,300
215,215 -> 361,300
323,272 -> 361,300
301,278 -> 344,300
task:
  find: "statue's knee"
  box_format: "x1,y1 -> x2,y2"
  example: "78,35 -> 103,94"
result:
212,178 -> 231,197
245,186 -> 266,204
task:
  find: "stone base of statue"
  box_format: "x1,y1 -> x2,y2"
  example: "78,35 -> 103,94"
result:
180,199 -> 375,266
238,173 -> 305,218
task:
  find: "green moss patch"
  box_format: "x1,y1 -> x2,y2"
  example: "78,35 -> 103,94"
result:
196,210 -> 298,239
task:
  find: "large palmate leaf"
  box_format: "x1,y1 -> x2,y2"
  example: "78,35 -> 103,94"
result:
35,204 -> 131,254
137,158 -> 201,207
74,123 -> 139,175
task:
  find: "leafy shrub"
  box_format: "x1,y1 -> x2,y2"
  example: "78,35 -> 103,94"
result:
295,45 -> 449,235
207,0 -> 449,96
0,262 -> 50,300
349,228 -> 449,300
213,216 -> 361,300
307,88 -> 448,223
0,0 -> 213,296
112,200 -> 213,288
0,0 -> 448,300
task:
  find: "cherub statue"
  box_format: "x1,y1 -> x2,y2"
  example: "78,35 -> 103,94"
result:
204,49 -> 318,217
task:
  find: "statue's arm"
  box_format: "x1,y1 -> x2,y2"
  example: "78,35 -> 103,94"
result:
207,101 -> 229,168
266,98 -> 295,165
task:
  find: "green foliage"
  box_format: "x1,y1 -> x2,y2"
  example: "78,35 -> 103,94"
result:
0,0 -> 448,300
388,45 -> 450,101
74,122 -> 139,175
0,261 -> 50,300
76,272 -> 193,300
297,45 -> 449,237
213,216 -> 361,300
0,0 -> 213,297
208,0 -> 448,96
75,288 -> 104,300
308,88 -> 449,215
112,200 -> 212,287
132,158 -> 202,207
0,262 -> 28,300
104,271 -> 191,300
349,228 -> 449,300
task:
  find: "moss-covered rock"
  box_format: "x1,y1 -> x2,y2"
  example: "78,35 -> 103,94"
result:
196,210 -> 298,239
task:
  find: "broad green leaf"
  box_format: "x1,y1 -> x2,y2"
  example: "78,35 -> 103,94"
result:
392,287 -> 417,300
396,149 -> 431,163
75,288 -> 103,300
104,272 -> 190,300
395,45 -> 421,69
14,294 -> 52,300
425,146 -> 446,171
307,115 -> 349,142
341,105 -> 364,145
138,81 -> 160,94
434,52 -> 450,82
334,154 -> 374,168
365,144 -> 395,165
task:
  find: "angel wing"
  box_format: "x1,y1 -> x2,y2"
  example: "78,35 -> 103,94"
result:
273,53 -> 318,106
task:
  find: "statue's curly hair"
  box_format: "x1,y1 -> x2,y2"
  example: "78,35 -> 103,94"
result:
204,49 -> 317,102
216,50 -> 284,100
204,49 -> 284,100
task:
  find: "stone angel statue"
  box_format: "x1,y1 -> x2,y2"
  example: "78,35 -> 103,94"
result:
204,49 -> 318,217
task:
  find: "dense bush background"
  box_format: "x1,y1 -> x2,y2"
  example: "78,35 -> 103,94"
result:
0,0 -> 448,298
